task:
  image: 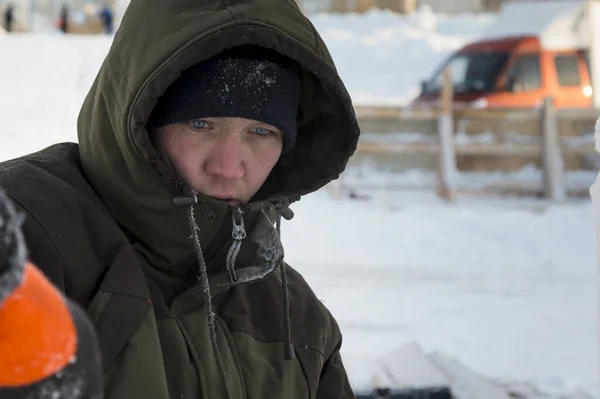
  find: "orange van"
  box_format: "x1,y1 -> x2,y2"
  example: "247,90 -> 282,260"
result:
411,35 -> 593,109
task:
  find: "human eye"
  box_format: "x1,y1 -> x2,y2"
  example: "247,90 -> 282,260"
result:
251,127 -> 275,137
190,119 -> 210,129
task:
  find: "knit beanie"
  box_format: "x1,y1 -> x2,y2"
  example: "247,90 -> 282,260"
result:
147,45 -> 302,154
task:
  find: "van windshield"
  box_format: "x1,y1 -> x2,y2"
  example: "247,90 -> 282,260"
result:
424,52 -> 510,94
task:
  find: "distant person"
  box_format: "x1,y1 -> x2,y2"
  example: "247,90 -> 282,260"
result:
58,4 -> 68,33
3,4 -> 14,33
98,5 -> 113,34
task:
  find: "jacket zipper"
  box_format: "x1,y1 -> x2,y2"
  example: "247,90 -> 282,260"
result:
226,208 -> 246,283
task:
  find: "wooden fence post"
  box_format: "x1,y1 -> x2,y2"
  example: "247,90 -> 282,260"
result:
540,97 -> 566,201
356,0 -> 376,12
330,0 -> 349,13
330,178 -> 343,200
436,67 -> 458,202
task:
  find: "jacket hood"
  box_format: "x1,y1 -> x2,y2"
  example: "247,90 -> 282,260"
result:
77,0 -> 360,272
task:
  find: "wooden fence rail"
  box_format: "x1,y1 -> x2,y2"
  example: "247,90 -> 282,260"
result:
356,138 -> 596,157
339,68 -> 600,202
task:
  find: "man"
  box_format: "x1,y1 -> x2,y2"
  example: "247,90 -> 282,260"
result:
98,5 -> 113,34
58,4 -> 68,34
0,0 -> 360,397
3,4 -> 14,33
0,189 -> 103,398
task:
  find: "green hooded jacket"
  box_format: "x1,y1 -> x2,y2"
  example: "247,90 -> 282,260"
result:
0,0 -> 360,397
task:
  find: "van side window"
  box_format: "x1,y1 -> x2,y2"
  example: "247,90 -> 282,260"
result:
554,55 -> 581,86
504,54 -> 541,92
581,50 -> 594,82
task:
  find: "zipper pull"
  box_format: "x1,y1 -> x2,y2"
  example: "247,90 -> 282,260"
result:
231,208 -> 246,240
226,208 -> 246,283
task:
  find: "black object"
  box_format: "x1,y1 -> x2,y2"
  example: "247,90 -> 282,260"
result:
355,386 -> 454,399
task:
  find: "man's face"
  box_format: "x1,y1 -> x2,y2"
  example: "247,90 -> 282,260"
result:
152,117 -> 283,206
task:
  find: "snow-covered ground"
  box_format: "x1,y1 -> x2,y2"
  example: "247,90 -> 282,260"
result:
0,8 -> 596,398
287,190 -> 597,397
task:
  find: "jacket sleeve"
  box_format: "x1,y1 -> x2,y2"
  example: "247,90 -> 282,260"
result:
8,195 -> 66,292
315,306 -> 355,399
315,341 -> 355,399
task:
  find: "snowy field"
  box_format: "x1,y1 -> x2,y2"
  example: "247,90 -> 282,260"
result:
0,8 -> 597,398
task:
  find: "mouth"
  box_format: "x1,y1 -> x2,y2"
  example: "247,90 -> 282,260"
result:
210,195 -> 241,207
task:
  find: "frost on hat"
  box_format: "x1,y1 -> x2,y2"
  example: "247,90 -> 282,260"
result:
148,45 -> 302,154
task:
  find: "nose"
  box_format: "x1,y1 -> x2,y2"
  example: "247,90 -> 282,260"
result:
204,134 -> 244,180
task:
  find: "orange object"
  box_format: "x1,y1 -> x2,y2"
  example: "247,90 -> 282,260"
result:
0,262 -> 77,387
412,36 -> 594,109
